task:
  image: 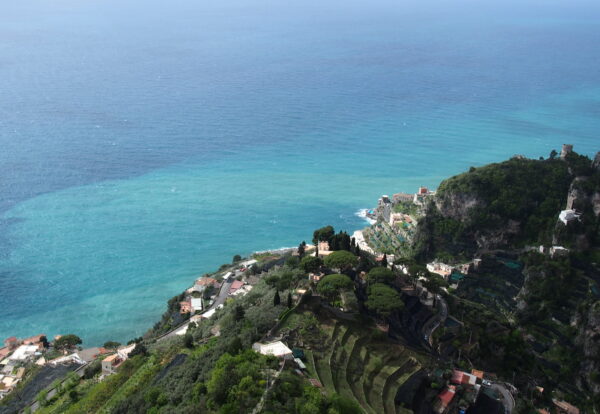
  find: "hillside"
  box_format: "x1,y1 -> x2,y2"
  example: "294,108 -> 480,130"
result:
3,147 -> 599,414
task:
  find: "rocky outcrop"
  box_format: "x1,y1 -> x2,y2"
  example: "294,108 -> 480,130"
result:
434,192 -> 481,222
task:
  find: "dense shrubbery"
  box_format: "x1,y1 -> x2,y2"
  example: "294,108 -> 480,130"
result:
264,370 -> 362,414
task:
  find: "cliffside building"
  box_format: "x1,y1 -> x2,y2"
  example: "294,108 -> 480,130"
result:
559,209 -> 580,225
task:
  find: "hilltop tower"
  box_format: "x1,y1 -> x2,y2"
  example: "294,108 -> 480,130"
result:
560,144 -> 573,159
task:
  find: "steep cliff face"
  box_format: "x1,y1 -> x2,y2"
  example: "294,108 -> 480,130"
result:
413,157 -> 574,259
434,192 -> 481,222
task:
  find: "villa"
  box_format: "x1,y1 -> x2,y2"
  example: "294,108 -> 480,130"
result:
101,354 -> 122,376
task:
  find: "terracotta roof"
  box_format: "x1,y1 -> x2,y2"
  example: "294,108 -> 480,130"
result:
103,354 -> 120,363
438,387 -> 455,405
230,280 -> 244,290
4,337 -> 17,343
196,277 -> 217,286
22,334 -> 46,345
471,369 -> 484,379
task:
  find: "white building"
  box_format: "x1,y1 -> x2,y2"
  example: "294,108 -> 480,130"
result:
252,341 -> 293,359
559,209 -> 580,225
191,297 -> 203,312
7,345 -> 38,362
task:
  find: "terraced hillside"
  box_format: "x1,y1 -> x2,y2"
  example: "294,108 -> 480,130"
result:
278,303 -> 428,414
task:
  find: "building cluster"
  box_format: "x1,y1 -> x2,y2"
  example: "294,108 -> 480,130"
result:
426,261 -> 473,287
433,369 -> 496,414
0,335 -> 47,399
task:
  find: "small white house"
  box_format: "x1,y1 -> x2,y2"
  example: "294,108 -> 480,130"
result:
559,209 -> 580,225
8,345 -> 38,362
252,341 -> 293,360
191,297 -> 203,312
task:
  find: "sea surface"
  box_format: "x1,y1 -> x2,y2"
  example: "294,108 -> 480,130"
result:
1,0 -> 600,345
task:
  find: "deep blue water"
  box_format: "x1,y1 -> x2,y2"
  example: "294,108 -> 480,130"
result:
1,0 -> 600,345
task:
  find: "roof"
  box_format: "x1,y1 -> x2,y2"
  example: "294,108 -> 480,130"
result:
0,348 -> 9,359
438,387 -> 455,405
471,369 -> 484,379
553,399 -> 580,414
252,341 -> 292,357
103,354 -> 120,363
196,277 -> 217,286
8,345 -> 38,361
3,337 -> 17,343
229,280 -> 244,292
22,334 -> 46,345
451,370 -> 477,385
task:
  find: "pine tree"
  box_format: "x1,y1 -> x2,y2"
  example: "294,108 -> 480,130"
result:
287,292 -> 293,308
381,254 -> 388,268
234,305 -> 245,321
274,290 -> 281,306
298,242 -> 305,258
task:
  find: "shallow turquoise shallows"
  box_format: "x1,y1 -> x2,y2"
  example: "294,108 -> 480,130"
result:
1,0 -> 600,345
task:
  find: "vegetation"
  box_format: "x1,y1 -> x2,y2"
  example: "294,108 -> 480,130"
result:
367,267 -> 396,286
323,250 -> 358,270
54,335 -> 82,351
317,274 -> 354,304
300,255 -> 323,273
366,283 -> 404,317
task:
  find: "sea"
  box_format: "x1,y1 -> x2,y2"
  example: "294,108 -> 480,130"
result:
1,0 -> 600,345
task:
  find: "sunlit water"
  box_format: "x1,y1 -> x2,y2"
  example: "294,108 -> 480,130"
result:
1,0 -> 599,344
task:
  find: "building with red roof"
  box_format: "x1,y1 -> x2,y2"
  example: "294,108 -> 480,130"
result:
3,337 -> 18,350
451,369 -> 477,386
434,386 -> 456,414
180,301 -> 192,314
229,280 -> 244,294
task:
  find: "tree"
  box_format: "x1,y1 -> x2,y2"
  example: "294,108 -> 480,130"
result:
312,225 -> 335,244
549,149 -> 558,159
285,256 -> 300,268
381,254 -> 388,268
287,292 -> 293,308
300,255 -> 323,273
324,250 -> 358,270
422,273 -> 447,295
129,342 -> 148,358
367,267 -> 396,285
54,334 -> 82,351
234,305 -> 245,321
274,290 -> 281,306
366,283 -> 404,317
103,341 -> 121,350
317,274 -> 354,302
232,254 -> 242,263
184,333 -> 194,348
297,242 -> 305,258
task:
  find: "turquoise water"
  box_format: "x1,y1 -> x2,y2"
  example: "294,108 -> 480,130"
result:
1,0 -> 600,345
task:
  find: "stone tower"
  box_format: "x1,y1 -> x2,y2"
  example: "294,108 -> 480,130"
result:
560,144 -> 573,159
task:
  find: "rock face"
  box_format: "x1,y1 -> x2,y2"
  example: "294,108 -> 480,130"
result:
575,302 -> 600,395
434,192 -> 481,221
